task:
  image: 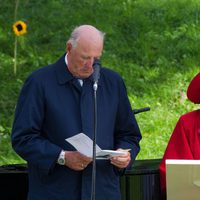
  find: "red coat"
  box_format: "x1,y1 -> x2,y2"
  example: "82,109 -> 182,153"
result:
159,109 -> 200,193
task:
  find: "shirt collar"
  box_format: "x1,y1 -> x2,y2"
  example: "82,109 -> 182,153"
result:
65,53 -> 68,66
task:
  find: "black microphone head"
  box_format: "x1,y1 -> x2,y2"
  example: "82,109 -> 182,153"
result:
93,58 -> 101,67
92,59 -> 101,83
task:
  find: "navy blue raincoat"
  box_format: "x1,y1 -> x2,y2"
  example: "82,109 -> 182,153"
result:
11,55 -> 142,200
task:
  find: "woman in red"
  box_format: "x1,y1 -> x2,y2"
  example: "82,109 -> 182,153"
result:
159,72 -> 200,198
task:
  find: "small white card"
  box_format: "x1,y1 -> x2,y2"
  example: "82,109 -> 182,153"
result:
65,133 -> 128,159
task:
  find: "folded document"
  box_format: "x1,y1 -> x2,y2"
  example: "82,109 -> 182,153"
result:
65,133 -> 128,159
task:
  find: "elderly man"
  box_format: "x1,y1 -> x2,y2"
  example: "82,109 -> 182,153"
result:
12,25 -> 141,200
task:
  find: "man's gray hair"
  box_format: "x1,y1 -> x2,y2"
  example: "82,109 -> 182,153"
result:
67,25 -> 105,48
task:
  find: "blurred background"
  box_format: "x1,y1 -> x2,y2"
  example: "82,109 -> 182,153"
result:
0,0 -> 199,165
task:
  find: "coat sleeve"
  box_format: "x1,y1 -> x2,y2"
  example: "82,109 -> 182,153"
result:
11,74 -> 61,174
114,78 -> 142,168
159,116 -> 194,193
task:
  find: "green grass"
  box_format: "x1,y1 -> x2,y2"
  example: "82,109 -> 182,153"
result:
0,0 -> 200,165
123,65 -> 199,159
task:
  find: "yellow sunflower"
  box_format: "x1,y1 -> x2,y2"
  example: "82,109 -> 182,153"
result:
12,20 -> 27,36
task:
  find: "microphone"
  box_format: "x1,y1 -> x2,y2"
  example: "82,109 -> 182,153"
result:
92,59 -> 101,91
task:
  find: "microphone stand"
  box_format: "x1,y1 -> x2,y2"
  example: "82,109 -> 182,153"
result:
91,81 -> 98,200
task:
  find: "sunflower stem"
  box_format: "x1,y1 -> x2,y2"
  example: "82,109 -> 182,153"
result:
13,0 -> 19,75
14,0 -> 19,21
14,37 -> 18,75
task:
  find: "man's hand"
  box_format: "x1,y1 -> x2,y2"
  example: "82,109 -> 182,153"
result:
110,148 -> 131,169
64,151 -> 92,171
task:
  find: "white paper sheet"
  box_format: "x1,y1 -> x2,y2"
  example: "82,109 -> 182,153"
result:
65,133 -> 128,159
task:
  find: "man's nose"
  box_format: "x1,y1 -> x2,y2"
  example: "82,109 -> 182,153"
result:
85,58 -> 94,68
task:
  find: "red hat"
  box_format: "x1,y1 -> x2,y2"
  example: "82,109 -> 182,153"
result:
187,72 -> 200,104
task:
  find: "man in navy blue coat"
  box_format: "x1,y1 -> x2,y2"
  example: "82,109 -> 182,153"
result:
11,25 -> 142,200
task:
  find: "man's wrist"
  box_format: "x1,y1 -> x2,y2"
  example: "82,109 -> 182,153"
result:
57,150 -> 66,165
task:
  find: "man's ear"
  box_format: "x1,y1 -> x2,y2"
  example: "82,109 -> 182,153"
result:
66,42 -> 72,53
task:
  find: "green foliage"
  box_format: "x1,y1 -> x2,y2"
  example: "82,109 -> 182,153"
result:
0,0 -> 200,164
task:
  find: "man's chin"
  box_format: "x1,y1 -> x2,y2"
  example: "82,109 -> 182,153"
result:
80,73 -> 93,79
